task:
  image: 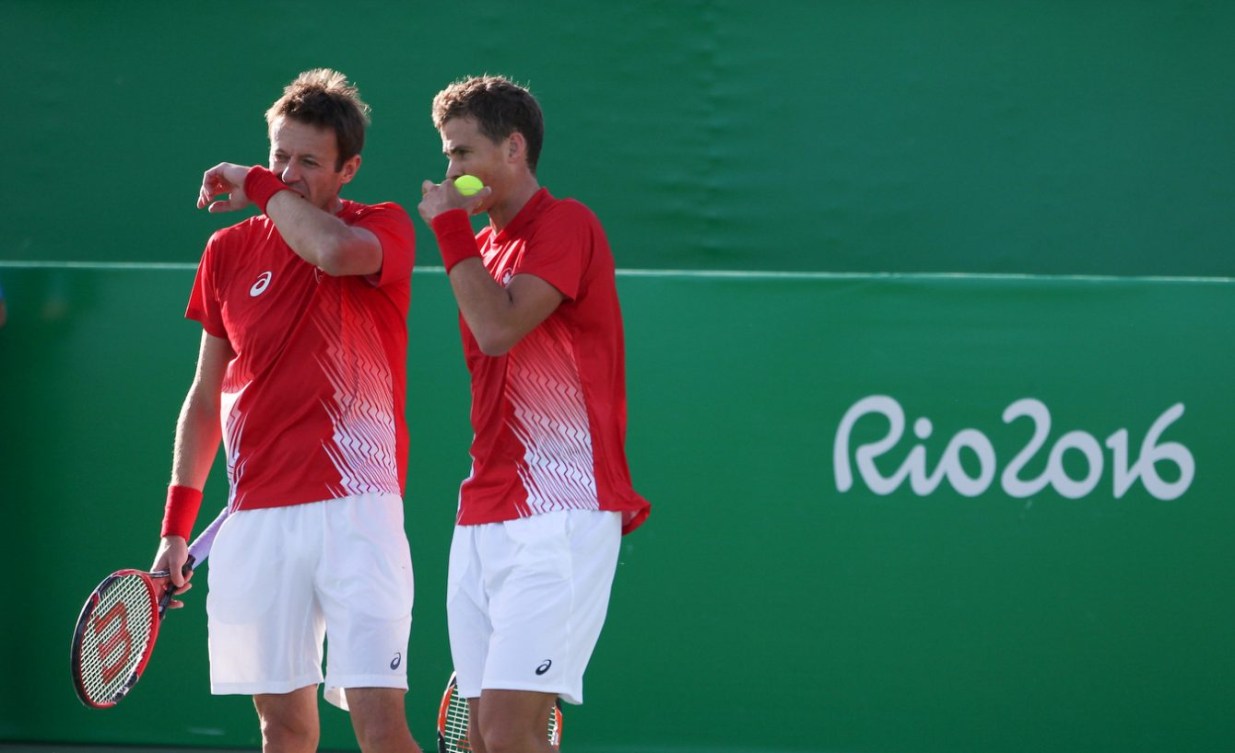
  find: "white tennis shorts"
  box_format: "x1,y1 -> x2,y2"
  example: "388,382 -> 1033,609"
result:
206,493 -> 414,710
447,509 -> 621,705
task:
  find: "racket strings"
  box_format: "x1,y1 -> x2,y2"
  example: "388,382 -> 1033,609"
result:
76,574 -> 158,703
439,683 -> 560,752
547,704 -> 562,747
441,687 -> 471,752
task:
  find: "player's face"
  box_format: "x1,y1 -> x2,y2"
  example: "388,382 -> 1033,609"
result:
268,116 -> 359,212
440,116 -> 513,209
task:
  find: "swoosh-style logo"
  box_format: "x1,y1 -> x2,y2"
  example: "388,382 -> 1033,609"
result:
390,652 -> 402,670
250,271 -> 273,297
535,659 -> 552,676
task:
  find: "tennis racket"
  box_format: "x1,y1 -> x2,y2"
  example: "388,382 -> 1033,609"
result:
437,671 -> 563,752
69,506 -> 229,708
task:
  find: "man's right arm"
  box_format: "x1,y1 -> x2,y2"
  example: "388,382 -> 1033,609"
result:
171,332 -> 231,490
153,331 -> 232,590
418,183 -> 564,356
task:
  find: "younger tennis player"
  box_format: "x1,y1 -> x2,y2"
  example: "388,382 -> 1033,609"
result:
418,75 -> 651,753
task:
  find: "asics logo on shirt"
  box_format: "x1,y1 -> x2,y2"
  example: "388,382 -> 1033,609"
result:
535,659 -> 552,675
250,271 -> 273,297
390,652 -> 402,670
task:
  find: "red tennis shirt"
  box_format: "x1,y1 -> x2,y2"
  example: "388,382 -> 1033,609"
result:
186,200 -> 415,511
455,189 -> 650,534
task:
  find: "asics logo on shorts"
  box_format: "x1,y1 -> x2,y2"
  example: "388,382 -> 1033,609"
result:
250,271 -> 273,297
390,652 -> 402,670
535,659 -> 552,675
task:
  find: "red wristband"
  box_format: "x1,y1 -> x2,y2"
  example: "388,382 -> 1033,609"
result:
243,166 -> 290,214
161,485 -> 203,539
431,209 -> 482,272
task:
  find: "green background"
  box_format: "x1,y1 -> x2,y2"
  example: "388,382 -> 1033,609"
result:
1,1 -> 1232,752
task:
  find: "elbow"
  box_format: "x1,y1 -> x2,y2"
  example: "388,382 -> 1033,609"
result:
313,236 -> 381,277
471,323 -> 520,357
314,249 -> 350,277
313,244 -> 357,277
475,333 -> 515,357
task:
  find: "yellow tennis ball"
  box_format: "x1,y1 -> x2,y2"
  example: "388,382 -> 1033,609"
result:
455,175 -> 484,196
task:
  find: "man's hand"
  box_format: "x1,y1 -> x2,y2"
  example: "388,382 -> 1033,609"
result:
152,535 -> 194,609
198,162 -> 257,213
419,178 -> 490,223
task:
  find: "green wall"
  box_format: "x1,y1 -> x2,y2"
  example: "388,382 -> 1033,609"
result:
1,266 -> 1231,753
2,1 -> 1233,276
2,1 -> 1233,752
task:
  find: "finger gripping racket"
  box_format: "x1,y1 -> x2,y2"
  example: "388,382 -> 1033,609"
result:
69,507 -> 228,708
437,671 -> 562,752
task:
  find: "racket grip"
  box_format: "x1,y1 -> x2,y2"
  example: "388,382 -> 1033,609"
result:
157,583 -> 178,616
186,507 -> 229,564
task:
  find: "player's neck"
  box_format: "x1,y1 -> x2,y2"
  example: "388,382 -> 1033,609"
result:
488,178 -> 540,232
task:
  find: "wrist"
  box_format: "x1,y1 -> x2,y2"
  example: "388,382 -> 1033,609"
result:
161,485 -> 203,539
431,209 -> 482,272
243,166 -> 290,215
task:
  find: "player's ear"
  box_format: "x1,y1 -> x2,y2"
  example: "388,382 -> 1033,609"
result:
340,154 -> 362,184
506,132 -> 526,165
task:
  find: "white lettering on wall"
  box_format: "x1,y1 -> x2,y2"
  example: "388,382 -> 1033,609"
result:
834,396 -> 1194,500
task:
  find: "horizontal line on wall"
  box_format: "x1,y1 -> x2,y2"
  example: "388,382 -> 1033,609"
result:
1,260 -> 1230,285
617,268 -> 1235,284
0,261 -> 200,271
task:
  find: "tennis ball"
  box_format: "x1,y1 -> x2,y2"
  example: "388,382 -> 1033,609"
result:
455,175 -> 484,196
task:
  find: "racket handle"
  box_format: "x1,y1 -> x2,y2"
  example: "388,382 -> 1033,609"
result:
151,507 -> 227,617
186,507 -> 229,563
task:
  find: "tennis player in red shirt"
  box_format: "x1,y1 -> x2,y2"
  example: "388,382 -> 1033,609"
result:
152,69 -> 422,753
419,75 -> 651,753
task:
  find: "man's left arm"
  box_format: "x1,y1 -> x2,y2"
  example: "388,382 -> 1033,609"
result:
198,163 -> 382,277
263,188 -> 382,276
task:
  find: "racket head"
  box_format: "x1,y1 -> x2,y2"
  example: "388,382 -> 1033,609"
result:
437,672 -> 471,753
548,699 -> 563,748
69,569 -> 165,708
436,672 -> 562,752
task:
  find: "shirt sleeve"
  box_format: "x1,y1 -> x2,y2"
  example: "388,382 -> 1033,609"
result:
355,202 -> 416,288
517,201 -> 596,301
186,232 -> 227,338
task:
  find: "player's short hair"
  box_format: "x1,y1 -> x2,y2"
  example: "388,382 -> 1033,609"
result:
432,75 -> 544,174
266,68 -> 370,170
